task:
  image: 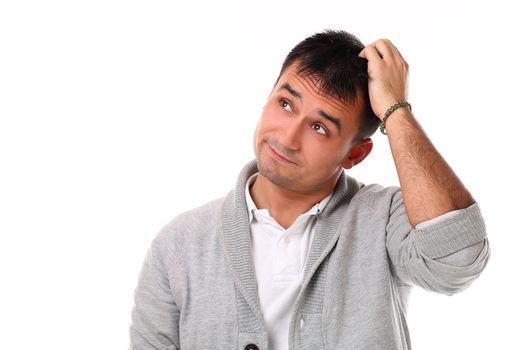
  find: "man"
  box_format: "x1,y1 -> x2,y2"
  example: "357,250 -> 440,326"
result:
129,30 -> 489,350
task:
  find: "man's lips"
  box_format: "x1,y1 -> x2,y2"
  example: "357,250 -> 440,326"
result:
267,142 -> 296,165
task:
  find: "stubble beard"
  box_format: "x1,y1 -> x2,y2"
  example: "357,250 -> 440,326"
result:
255,143 -> 302,191
257,158 -> 297,189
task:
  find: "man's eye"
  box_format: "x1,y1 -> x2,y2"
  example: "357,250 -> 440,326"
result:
280,99 -> 293,112
312,123 -> 327,135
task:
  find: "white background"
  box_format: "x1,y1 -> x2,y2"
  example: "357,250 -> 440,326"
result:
1,0 -> 523,349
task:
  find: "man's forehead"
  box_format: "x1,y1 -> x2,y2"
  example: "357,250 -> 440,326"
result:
277,64 -> 322,92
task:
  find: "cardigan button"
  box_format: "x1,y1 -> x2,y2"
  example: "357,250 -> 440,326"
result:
245,344 -> 259,350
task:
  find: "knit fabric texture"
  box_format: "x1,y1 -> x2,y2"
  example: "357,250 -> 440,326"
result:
129,160 -> 490,350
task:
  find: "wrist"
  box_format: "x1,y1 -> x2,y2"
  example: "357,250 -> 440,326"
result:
379,101 -> 411,135
383,107 -> 414,130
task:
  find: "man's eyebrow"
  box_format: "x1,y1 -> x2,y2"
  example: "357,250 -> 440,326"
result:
319,110 -> 341,133
279,82 -> 341,133
279,83 -> 302,99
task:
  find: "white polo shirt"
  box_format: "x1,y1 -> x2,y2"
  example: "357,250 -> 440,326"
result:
245,174 -> 332,350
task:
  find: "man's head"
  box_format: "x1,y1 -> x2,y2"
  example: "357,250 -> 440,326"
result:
278,30 -> 378,141
253,30 -> 377,194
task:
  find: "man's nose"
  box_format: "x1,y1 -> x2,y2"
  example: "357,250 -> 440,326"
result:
280,117 -> 302,151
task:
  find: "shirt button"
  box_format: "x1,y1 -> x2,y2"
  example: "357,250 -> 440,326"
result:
284,236 -> 291,243
245,344 -> 259,350
300,318 -> 305,330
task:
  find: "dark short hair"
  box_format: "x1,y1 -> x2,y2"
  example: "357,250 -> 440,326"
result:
277,30 -> 379,140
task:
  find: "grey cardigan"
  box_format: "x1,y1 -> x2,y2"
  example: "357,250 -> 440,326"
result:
130,160 -> 489,350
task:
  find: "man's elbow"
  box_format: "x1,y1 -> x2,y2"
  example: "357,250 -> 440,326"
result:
413,239 -> 490,295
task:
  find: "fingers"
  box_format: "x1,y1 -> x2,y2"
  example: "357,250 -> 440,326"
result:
358,44 -> 382,61
374,39 -> 397,60
359,39 -> 406,65
357,39 -> 410,118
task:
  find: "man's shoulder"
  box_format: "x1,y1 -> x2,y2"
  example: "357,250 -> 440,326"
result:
351,180 -> 402,211
154,192 -> 231,246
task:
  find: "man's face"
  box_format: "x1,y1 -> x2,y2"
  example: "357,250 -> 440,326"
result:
253,64 -> 371,194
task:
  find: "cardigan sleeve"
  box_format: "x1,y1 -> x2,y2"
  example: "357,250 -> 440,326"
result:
385,190 -> 490,295
129,230 -> 181,349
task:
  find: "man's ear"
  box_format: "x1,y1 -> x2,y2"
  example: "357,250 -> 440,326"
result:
342,138 -> 373,170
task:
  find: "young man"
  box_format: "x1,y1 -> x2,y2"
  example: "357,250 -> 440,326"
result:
129,30 -> 489,350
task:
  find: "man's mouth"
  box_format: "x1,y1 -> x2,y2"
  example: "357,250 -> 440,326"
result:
267,142 -> 296,165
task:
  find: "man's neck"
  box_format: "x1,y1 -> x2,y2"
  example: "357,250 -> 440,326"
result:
249,174 -> 336,229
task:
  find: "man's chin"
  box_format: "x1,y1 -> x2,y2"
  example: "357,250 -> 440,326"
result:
257,160 -> 297,189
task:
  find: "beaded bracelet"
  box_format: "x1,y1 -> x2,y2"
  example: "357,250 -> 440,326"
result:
380,101 -> 411,135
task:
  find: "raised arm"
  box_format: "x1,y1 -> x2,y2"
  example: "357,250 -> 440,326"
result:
359,39 -> 475,227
